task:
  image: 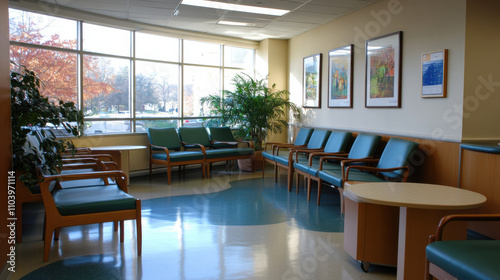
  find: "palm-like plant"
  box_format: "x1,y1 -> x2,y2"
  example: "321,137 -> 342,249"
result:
201,73 -> 300,151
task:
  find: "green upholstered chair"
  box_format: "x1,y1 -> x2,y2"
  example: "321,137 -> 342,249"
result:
39,170 -> 142,261
178,127 -> 254,176
318,137 -> 418,210
148,127 -> 205,184
208,126 -> 254,149
312,133 -> 381,207
293,131 -> 352,200
426,214 -> 500,280
262,128 -> 314,178
270,129 -> 332,192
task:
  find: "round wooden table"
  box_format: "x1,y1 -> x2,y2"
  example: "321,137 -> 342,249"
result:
344,182 -> 486,280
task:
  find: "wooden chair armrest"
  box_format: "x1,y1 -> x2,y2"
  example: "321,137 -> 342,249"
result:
318,154 -> 350,170
41,170 -> 128,192
431,214 -> 500,242
307,152 -> 347,165
293,148 -> 324,162
150,144 -> 172,157
180,142 -> 207,153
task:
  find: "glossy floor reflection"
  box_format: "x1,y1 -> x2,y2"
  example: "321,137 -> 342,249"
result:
12,167 -> 396,280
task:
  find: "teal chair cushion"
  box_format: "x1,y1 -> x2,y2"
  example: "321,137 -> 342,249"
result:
294,128 -> 314,146
209,127 -> 239,149
324,131 -> 352,153
347,133 -> 381,159
205,148 -> 254,159
178,127 -> 212,147
376,138 -> 419,179
148,128 -> 182,150
152,151 -> 205,162
306,129 -> 332,149
426,240 -> 500,280
317,169 -> 343,187
53,185 -> 136,216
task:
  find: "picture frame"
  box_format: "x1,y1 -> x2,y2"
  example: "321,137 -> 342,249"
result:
303,53 -> 322,108
365,31 -> 402,108
328,45 -> 353,108
421,49 -> 448,98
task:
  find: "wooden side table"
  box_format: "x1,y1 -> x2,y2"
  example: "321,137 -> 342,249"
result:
344,182 -> 486,280
90,145 -> 147,184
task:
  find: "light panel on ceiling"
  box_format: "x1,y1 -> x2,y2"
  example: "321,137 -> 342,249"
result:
181,0 -> 290,16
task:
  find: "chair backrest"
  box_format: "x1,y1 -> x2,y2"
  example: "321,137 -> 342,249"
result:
208,126 -> 236,142
294,128 -> 314,146
178,126 -> 212,147
147,128 -> 182,150
323,131 -> 352,153
348,133 -> 381,159
306,129 -> 332,149
377,138 -> 419,179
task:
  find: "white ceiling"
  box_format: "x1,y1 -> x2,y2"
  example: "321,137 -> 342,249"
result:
29,0 -> 380,41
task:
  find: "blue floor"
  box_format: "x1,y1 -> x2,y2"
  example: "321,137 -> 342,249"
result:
17,174 -> 390,280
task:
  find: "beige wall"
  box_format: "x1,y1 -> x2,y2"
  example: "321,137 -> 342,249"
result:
289,0 -> 467,142
462,0 -> 500,141
257,39 -> 290,143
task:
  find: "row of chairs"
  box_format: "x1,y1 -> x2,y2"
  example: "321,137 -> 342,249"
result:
17,130 -> 142,261
262,128 -> 419,210
147,126 -> 254,184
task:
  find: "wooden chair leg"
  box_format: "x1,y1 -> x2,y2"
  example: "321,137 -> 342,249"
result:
317,180 -> 323,206
120,220 -> 124,242
307,177 -> 312,202
287,169 -> 293,192
43,223 -> 55,262
274,165 -> 278,182
296,173 -> 300,194
167,166 -> 172,185
54,228 -> 61,240
136,200 -> 142,256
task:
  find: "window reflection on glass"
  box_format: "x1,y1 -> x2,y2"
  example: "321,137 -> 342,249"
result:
85,120 -> 131,134
9,8 -> 78,50
183,66 -> 220,117
135,119 -> 179,133
184,40 -> 221,66
136,32 -> 179,62
83,55 -> 130,118
83,23 -> 131,56
224,46 -> 254,68
135,61 -> 179,118
10,45 -> 78,104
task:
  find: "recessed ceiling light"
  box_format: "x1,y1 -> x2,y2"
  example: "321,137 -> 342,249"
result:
181,0 -> 290,16
217,20 -> 256,26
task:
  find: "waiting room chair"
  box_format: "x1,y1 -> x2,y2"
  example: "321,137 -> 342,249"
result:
148,127 -> 206,184
293,131 -> 352,200
262,127 -> 314,180
426,214 -> 500,280
39,170 -> 142,261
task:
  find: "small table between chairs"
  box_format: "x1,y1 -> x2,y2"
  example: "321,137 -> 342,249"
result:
90,145 -> 147,185
343,182 -> 486,280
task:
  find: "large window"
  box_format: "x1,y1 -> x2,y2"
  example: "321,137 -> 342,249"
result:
9,8 -> 255,134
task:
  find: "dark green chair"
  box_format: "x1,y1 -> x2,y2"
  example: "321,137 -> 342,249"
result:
208,126 -> 254,149
271,129 -> 332,192
293,131 -> 352,200
262,128 -> 314,180
317,137 -> 418,209
148,127 -> 206,184
426,214 -> 500,280
178,127 -> 254,176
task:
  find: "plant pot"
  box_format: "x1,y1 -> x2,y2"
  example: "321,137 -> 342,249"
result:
238,151 -> 263,172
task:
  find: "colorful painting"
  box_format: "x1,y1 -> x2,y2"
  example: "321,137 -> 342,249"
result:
303,53 -> 322,108
328,45 -> 352,108
421,50 -> 448,98
365,31 -> 402,108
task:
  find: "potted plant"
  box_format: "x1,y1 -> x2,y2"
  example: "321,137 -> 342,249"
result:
201,73 -> 301,170
11,64 -> 83,188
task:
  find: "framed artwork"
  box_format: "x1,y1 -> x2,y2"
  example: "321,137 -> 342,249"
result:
421,49 -> 448,98
328,45 -> 353,108
365,31 -> 402,108
303,53 -> 322,108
